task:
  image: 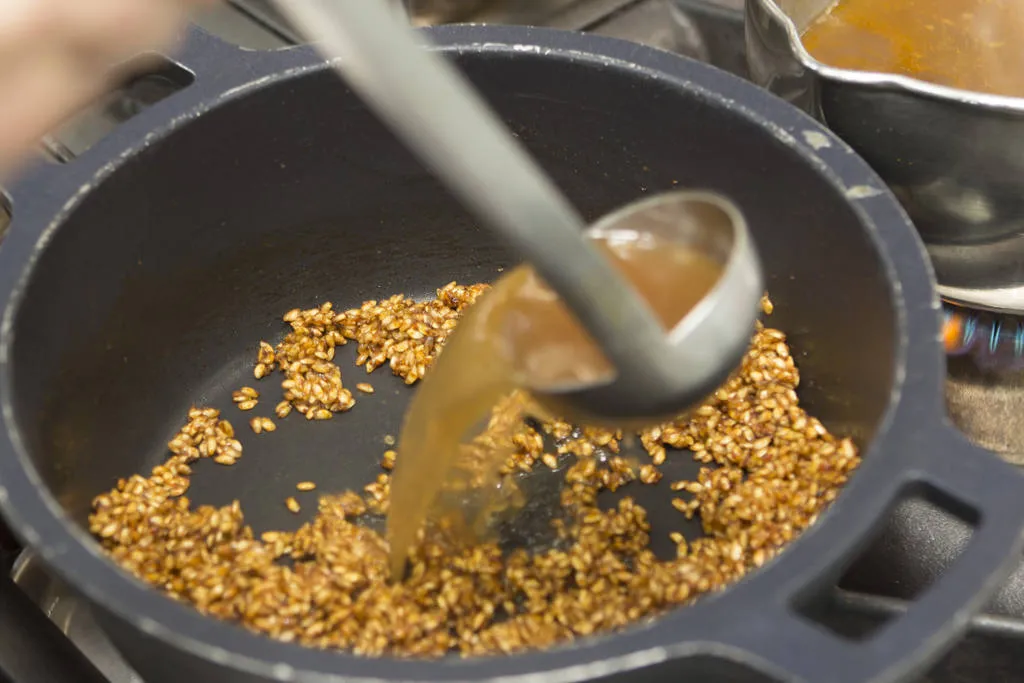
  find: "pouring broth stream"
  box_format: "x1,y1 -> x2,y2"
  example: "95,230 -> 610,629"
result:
387,231 -> 723,576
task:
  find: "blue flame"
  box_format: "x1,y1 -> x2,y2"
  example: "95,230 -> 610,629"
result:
944,304 -> 1024,371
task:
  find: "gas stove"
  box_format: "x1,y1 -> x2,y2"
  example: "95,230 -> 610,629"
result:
5,1 -> 1024,682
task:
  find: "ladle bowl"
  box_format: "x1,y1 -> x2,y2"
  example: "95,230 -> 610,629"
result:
530,190 -> 763,427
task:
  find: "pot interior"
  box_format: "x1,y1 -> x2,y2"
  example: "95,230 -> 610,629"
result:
8,47 -> 896,597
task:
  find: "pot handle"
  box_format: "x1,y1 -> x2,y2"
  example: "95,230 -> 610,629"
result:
168,24 -> 266,80
3,25 -> 295,209
721,425 -> 1024,683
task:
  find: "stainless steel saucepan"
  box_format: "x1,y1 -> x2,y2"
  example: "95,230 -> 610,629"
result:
745,0 -> 1024,314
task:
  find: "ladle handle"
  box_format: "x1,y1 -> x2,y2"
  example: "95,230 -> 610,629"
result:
269,0 -> 672,389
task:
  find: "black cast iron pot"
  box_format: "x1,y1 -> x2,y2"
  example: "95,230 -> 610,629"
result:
0,24 -> 1022,683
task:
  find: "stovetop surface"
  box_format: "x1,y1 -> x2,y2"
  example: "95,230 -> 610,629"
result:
7,1 -> 1024,681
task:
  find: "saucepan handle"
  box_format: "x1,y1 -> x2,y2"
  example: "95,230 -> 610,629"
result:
0,571 -> 109,682
719,424 -> 1024,683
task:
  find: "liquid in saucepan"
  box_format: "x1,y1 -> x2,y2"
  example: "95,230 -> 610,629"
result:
386,232 -> 723,577
802,0 -> 1024,98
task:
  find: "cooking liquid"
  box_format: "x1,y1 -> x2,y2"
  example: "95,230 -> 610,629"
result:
802,0 -> 1024,98
386,232 -> 723,577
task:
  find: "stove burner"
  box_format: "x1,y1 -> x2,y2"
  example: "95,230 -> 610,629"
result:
944,305 -> 1024,372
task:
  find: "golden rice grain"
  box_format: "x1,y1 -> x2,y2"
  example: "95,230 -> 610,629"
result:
88,288 -> 859,659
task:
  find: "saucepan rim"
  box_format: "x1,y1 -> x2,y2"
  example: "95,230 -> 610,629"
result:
749,0 -> 1024,114
0,23 -> 955,683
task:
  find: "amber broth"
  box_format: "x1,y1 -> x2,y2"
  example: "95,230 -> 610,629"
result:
802,0 -> 1024,98
386,233 -> 723,576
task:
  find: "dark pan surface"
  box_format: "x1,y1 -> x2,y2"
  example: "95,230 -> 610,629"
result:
10,57 -> 896,539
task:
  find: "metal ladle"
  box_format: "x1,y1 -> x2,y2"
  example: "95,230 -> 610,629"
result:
270,0 -> 764,424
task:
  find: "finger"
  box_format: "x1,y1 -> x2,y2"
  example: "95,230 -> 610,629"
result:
55,0 -> 187,64
0,46 -> 109,179
0,0 -> 61,75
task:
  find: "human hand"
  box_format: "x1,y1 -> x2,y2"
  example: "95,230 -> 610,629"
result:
0,0 -> 217,177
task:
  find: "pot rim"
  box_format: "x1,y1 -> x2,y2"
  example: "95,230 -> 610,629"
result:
750,0 -> 1024,114
0,22 -> 971,683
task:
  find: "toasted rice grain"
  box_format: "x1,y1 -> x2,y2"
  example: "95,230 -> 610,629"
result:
89,290 -> 859,658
